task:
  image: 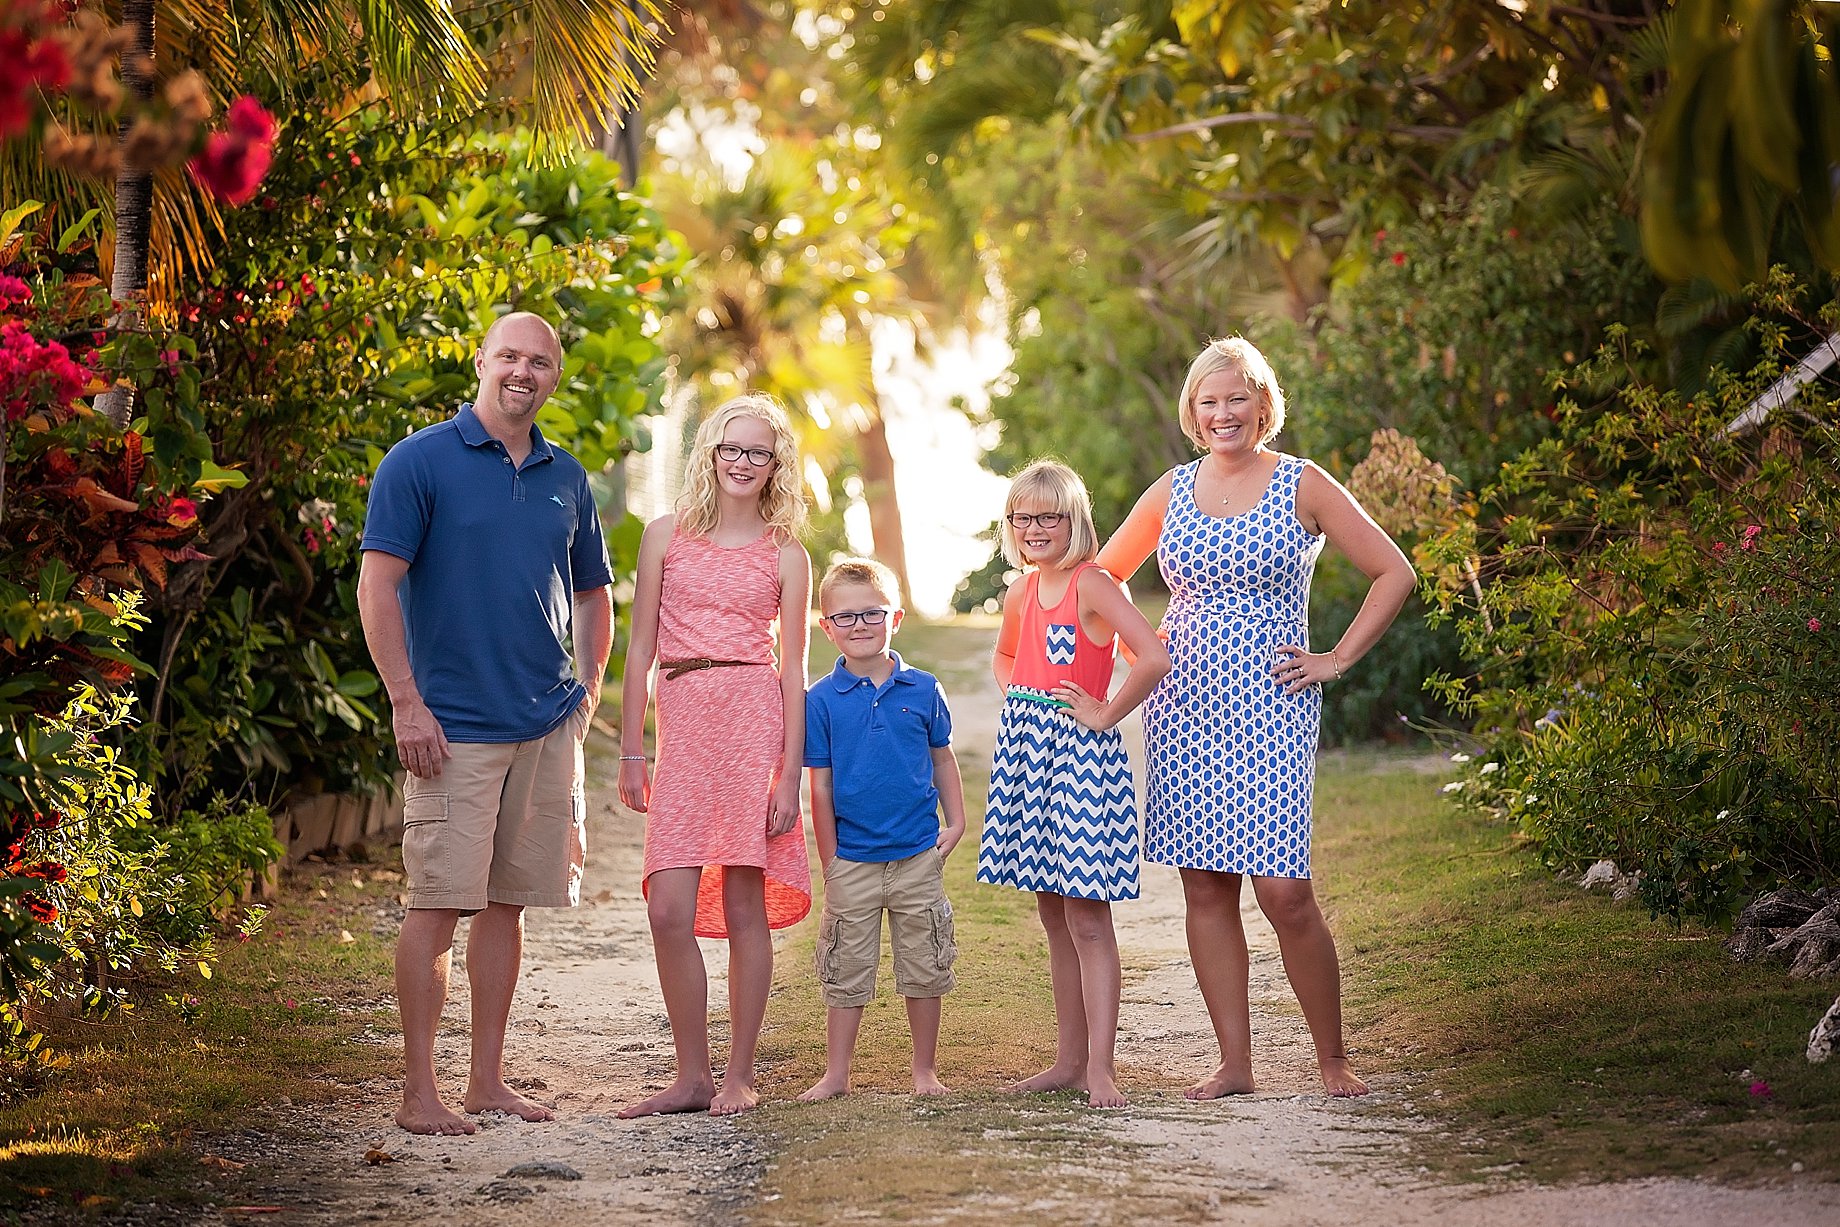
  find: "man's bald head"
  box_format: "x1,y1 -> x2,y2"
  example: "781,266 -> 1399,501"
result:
481,311 -> 563,365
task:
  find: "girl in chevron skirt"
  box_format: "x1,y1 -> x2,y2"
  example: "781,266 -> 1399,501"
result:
976,460 -> 1171,1107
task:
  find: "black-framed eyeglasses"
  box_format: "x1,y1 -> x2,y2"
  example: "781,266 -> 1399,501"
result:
714,442 -> 776,467
1006,512 -> 1066,529
822,607 -> 892,628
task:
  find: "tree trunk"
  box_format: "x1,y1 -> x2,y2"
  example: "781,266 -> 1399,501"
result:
93,0 -> 156,430
855,406 -> 914,609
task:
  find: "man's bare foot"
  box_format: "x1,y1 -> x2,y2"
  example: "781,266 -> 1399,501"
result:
1185,1061 -> 1256,1100
709,1080 -> 759,1116
1085,1070 -> 1126,1109
913,1071 -> 949,1096
798,1074 -> 850,1102
1005,1063 -> 1085,1094
463,1084 -> 556,1122
617,1077 -> 715,1119
396,1090 -> 476,1135
1320,1056 -> 1370,1097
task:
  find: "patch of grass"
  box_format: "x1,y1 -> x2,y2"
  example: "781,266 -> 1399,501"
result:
1318,752 -> 1840,1181
0,859 -> 401,1214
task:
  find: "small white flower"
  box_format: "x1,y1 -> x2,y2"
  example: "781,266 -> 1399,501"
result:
1480,761 -> 1500,774
1449,752 -> 1471,764
1525,794 -> 1539,804
1441,780 -> 1466,794
1716,809 -> 1731,821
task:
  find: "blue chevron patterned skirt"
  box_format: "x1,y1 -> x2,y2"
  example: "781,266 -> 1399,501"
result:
976,687 -> 1142,902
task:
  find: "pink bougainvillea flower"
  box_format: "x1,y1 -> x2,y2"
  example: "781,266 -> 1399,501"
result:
0,273 -> 30,306
1749,1079 -> 1773,1099
188,95 -> 278,206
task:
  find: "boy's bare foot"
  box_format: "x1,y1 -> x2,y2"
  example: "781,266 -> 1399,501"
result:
1320,1056 -> 1370,1097
709,1081 -> 759,1116
1005,1063 -> 1085,1094
464,1083 -> 556,1122
396,1090 -> 476,1135
912,1071 -> 949,1096
1185,1061 -> 1256,1100
1085,1071 -> 1126,1109
617,1077 -> 715,1119
798,1074 -> 850,1102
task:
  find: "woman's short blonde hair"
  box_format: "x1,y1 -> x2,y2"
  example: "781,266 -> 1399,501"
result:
1178,337 -> 1287,450
676,393 -> 808,540
999,459 -> 1099,570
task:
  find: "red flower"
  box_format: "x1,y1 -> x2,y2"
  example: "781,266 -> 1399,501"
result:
188,96 -> 278,206
0,274 -> 30,306
1812,618 -> 1824,632
17,861 -> 67,884
1391,251 -> 1407,266
29,811 -> 61,830
24,895 -> 57,925
160,495 -> 199,527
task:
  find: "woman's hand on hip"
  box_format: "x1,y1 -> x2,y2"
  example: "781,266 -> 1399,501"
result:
1272,645 -> 1338,695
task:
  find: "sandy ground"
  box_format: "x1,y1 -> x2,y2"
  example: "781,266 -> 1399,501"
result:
175,639 -> 1840,1227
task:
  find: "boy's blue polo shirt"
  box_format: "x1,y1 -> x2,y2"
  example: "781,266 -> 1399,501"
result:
804,651 -> 952,863
360,403 -> 613,743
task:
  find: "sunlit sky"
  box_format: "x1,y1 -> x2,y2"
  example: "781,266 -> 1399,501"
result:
848,320 -> 1011,617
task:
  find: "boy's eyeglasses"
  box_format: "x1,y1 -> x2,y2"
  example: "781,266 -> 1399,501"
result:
713,442 -> 776,467
822,607 -> 892,628
1006,512 -> 1066,529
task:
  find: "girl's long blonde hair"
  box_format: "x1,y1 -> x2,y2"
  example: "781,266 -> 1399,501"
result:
675,393 -> 808,539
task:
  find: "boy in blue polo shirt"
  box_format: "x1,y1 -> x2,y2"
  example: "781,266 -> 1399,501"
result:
798,558 -> 967,1100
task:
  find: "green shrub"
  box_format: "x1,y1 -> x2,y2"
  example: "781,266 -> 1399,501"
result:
1427,271 -> 1840,920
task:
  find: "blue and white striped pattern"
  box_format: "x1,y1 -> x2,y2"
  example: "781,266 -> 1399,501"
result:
977,687 -> 1141,902
1044,622 -> 1078,665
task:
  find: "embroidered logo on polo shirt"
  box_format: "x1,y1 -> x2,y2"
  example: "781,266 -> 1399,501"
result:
550,495 -> 566,507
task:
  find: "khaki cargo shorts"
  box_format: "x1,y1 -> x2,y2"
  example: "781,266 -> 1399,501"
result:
815,848 -> 957,1006
399,704 -> 588,911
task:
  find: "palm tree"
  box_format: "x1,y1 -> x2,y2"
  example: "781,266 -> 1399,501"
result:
654,140 -> 926,603
17,0 -> 666,423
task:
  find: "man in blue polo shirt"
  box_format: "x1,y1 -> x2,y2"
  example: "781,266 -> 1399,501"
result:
798,558 -> 967,1101
358,311 -> 613,1136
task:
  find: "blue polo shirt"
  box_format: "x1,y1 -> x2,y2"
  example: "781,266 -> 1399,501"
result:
360,403 -> 613,743
804,652 -> 953,863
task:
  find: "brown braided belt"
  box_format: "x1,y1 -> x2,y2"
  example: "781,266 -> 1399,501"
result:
659,657 -> 769,681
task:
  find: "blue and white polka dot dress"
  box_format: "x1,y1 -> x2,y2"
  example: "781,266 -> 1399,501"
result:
1141,456 -> 1324,878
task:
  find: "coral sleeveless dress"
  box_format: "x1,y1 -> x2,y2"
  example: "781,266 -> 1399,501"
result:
644,528 -> 811,937
977,562 -> 1141,902
1140,455 -> 1323,878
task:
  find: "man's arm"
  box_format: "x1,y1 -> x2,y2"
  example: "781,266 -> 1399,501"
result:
572,585 -> 614,723
357,549 -> 450,779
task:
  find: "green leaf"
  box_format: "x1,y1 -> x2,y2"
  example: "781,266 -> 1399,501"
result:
56,207 -> 103,253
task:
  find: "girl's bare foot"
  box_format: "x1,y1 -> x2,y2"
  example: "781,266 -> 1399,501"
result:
913,1071 -> 949,1096
1185,1061 -> 1256,1100
1006,1063 -> 1086,1094
1085,1071 -> 1127,1109
798,1074 -> 850,1102
617,1077 -> 715,1118
1320,1056 -> 1370,1097
709,1080 -> 759,1116
396,1090 -> 476,1135
464,1083 -> 556,1122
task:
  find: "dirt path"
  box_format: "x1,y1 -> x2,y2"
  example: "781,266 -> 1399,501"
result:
212,624 -> 1839,1227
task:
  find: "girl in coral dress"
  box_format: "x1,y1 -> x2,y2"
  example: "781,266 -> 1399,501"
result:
618,393 -> 812,1117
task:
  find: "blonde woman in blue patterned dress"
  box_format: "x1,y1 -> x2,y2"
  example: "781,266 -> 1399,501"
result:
1096,338 -> 1414,1099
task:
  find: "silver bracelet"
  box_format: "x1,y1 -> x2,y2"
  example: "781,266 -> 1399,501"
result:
619,754 -> 648,761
